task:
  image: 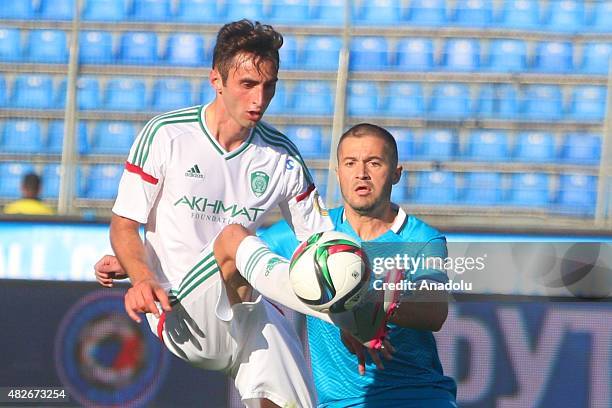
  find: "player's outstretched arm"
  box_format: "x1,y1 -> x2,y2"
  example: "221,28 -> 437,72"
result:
94,254 -> 128,287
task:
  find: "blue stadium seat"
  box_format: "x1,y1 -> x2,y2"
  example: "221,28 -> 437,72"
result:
349,37 -> 390,71
509,173 -> 549,207
1,120 -> 43,154
302,36 -> 341,70
46,121 -> 89,155
581,42 -> 612,75
513,131 -> 556,162
498,0 -> 540,29
487,39 -> 527,72
545,0 -> 584,33
55,77 -> 101,110
0,0 -> 35,19
590,1 -> 612,32
313,0 -> 344,25
284,126 -> 327,159
556,174 -> 596,215
533,41 -> 573,73
152,78 -> 193,112
40,0 -> 74,20
419,129 -> 458,160
263,81 -> 287,115
429,83 -> 472,119
560,133 -> 601,164
521,85 -> 563,120
175,0 -> 223,23
0,76 -> 5,107
463,172 -> 503,205
391,172 -> 409,203
269,0 -> 311,24
389,128 -> 415,160
11,75 -> 54,109
90,121 -> 135,155
79,31 -> 114,64
569,86 -> 606,121
395,38 -> 434,71
82,0 -> 128,21
132,0 -> 171,21
81,164 -> 123,199
406,0 -> 447,26
104,78 -> 146,111
0,163 -> 35,199
464,130 -> 509,161
200,80 -> 216,105
279,35 -> 298,70
0,29 -> 22,62
40,164 -> 61,199
119,32 -> 158,65
353,0 -> 401,25
452,0 -> 492,27
27,30 -> 68,64
413,171 -> 458,204
292,81 -> 334,116
346,81 -> 379,116
166,33 -> 207,67
477,84 -> 519,119
226,0 -> 265,22
384,82 -> 425,117
442,38 -> 480,71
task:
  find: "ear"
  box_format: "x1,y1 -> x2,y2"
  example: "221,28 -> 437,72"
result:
391,165 -> 402,185
209,68 -> 222,93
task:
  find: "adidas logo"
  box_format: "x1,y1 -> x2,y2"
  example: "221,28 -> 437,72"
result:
185,164 -> 204,179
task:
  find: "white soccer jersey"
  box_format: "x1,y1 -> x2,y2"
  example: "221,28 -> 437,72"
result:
112,104 -> 332,288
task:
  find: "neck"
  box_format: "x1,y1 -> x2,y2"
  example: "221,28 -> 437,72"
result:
205,99 -> 251,152
344,203 -> 397,241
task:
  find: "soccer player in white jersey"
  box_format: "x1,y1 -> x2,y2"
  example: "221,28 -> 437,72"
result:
106,20 -> 332,408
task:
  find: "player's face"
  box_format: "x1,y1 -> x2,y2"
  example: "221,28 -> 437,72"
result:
213,53 -> 278,129
337,135 -> 400,215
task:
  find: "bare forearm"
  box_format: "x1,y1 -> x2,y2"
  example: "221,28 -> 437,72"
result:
110,214 -> 154,285
389,290 -> 448,332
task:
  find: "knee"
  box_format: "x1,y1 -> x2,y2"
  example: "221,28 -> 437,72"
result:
214,224 -> 252,262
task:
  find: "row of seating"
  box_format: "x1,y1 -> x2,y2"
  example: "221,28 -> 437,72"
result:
2,0 -> 611,32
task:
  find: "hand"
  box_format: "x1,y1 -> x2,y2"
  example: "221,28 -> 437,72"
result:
124,278 -> 172,323
94,255 -> 128,287
340,330 -> 395,376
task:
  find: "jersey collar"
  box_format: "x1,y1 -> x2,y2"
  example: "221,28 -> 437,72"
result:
340,204 -> 408,235
197,103 -> 254,159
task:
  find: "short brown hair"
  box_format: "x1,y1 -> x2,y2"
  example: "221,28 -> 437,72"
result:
212,19 -> 283,83
338,123 -> 399,168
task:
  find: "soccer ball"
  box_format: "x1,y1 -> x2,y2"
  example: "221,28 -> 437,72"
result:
289,231 -> 370,313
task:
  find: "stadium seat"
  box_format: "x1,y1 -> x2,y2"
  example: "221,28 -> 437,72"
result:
384,82 -> 425,117
262,81 -> 287,115
40,164 -> 61,199
581,42 -> 612,75
406,0 -> 447,26
79,31 -> 114,64
533,41 -> 573,73
442,38 -> 480,71
590,1 -> 612,32
477,84 -> 518,119
279,35 -> 298,70
132,0 -> 171,21
349,37 -> 390,71
545,0 -> 584,33
464,130 -> 509,161
0,163 -> 35,199
395,38 -> 434,71
226,0 -> 265,22
0,29 -> 22,62
284,126 -> 327,159
346,81 -> 379,116
513,131 -> 556,162
498,0 -> 540,29
27,30 -> 68,64
119,32 -> 158,65
80,164 -> 123,199
39,0 -> 74,20
46,121 -> 89,155
302,36 -> 341,70
82,0 -> 128,21
463,172 -> 503,205
509,173 -> 549,207
0,0 -> 35,19
56,77 -> 101,110
292,81 -> 334,116
429,83 -> 472,119
391,172 -> 409,204
486,39 -> 527,72
89,121 -> 135,155
1,120 -> 43,154
166,33 -> 207,67
389,128 -> 415,160
556,174 -> 596,215
313,0 -> 344,25
413,171 -> 458,204
0,76 -> 6,107
269,0 -> 311,25
560,133 -> 601,164
521,85 -> 563,120
11,75 -> 54,109
353,0 -> 401,25
419,129 -> 458,160
569,86 -> 606,121
151,78 -> 193,112
175,0 -> 223,23
104,78 -> 146,111
452,0 -> 492,27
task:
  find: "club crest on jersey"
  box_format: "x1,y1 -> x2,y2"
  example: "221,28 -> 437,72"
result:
250,171 -> 269,197
185,164 -> 204,179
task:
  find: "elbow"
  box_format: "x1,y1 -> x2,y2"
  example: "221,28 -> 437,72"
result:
430,303 -> 448,332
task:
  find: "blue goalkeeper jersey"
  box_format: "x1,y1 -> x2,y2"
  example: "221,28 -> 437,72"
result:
259,206 -> 457,407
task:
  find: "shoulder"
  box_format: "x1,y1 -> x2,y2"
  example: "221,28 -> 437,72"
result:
329,207 -> 344,227
401,214 -> 445,242
141,105 -> 202,142
254,121 -> 302,157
